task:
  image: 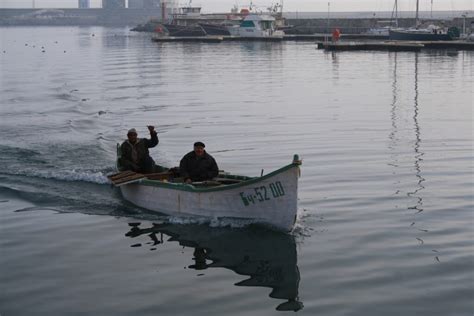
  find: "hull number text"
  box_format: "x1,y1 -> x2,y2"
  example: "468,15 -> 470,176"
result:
239,181 -> 285,206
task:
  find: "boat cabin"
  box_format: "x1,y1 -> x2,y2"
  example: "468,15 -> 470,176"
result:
236,14 -> 284,38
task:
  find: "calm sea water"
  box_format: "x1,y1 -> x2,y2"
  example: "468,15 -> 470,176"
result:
0,26 -> 473,315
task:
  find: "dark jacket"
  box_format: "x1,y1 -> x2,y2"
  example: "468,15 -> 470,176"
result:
119,132 -> 158,173
179,151 -> 219,182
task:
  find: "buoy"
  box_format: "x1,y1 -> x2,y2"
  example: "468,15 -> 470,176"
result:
332,28 -> 341,42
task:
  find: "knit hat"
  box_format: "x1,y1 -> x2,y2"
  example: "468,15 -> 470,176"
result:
127,128 -> 137,135
194,141 -> 205,148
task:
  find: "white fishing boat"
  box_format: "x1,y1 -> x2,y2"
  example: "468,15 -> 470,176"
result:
108,151 -> 302,232
228,14 -> 285,39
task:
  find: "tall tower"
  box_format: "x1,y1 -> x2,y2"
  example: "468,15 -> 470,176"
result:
78,0 -> 90,8
102,0 -> 126,9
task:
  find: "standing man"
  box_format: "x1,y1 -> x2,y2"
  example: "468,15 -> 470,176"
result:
119,126 -> 158,174
180,142 -> 219,183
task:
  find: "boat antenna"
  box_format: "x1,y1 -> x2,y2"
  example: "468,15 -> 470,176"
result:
431,0 -> 433,19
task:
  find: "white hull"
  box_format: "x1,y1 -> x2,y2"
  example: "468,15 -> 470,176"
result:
237,28 -> 284,38
120,162 -> 300,231
232,13 -> 285,39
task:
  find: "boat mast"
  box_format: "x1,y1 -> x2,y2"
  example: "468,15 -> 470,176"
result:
395,0 -> 398,27
327,2 -> 330,33
390,0 -> 399,28
415,0 -> 420,28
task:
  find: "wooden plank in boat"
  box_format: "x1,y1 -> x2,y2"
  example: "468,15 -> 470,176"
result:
108,171 -> 145,186
145,172 -> 173,181
108,170 -> 136,181
112,174 -> 145,186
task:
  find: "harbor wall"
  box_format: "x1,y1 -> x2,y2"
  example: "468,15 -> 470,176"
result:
286,17 -> 473,34
0,8 -> 472,33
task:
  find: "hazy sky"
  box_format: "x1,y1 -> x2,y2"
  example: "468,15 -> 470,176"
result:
0,0 -> 473,12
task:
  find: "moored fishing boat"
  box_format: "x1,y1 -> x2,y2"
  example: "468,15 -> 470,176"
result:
161,23 -> 206,37
230,14 -> 285,39
198,22 -> 233,36
108,150 -> 302,232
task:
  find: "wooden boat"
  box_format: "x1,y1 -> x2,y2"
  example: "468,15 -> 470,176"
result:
108,149 -> 302,231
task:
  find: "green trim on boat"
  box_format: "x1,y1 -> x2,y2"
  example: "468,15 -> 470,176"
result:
139,162 -> 300,193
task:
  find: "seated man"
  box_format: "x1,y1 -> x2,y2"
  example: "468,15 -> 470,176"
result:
180,141 -> 219,184
119,126 -> 158,174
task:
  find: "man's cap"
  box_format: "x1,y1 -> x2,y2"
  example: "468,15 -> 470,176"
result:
127,128 -> 137,135
194,141 -> 205,148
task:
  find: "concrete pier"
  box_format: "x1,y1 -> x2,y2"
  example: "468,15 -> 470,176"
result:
317,41 -> 423,52
150,35 -> 474,51
152,36 -> 223,43
151,34 -> 389,43
317,40 -> 474,51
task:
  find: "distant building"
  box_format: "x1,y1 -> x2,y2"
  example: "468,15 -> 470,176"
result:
128,0 -> 145,8
143,0 -> 161,8
102,0 -> 126,9
78,0 -> 90,8
128,0 -> 161,9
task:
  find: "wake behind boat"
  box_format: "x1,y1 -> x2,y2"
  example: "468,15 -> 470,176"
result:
108,148 -> 302,231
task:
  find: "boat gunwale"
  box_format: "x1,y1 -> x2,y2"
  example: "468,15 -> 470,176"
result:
135,161 -> 301,193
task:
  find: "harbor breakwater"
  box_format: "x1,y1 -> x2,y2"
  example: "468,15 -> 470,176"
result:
286,17 -> 473,34
1,8 -> 472,34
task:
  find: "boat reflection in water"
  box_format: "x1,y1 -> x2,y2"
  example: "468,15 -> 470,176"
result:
125,223 -> 303,312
